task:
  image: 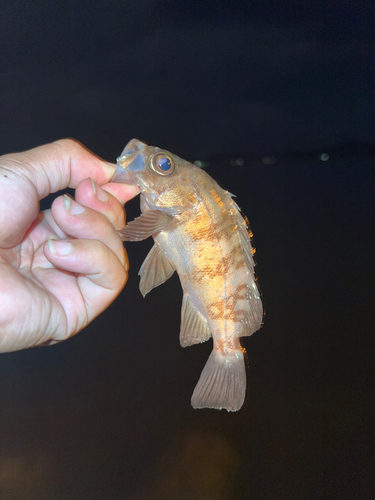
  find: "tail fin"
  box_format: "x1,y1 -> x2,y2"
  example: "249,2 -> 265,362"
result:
191,349 -> 246,412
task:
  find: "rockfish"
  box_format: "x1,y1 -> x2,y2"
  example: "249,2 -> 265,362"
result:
112,139 -> 263,411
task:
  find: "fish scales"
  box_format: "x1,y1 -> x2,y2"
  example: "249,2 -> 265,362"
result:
112,139 -> 263,411
159,186 -> 244,350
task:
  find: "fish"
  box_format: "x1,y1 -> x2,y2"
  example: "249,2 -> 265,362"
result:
112,139 -> 263,411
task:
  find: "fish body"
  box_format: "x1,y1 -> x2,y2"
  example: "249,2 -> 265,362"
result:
113,139 -> 263,411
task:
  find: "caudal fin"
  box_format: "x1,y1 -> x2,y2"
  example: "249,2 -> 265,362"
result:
191,349 -> 246,412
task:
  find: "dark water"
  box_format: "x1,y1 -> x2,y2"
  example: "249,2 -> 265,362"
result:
0,156 -> 374,499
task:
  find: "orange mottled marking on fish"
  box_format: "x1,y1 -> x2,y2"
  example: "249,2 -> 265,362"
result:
161,176 -> 259,356
215,335 -> 242,353
206,283 -> 249,322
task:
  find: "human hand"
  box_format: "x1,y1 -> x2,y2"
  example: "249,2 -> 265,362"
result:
0,139 -> 140,352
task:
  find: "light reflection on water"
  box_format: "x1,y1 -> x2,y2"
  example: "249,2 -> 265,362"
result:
135,431 -> 240,500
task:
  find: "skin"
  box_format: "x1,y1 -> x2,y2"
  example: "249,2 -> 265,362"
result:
0,139 -> 140,353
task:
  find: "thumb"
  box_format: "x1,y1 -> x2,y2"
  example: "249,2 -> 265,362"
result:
0,139 -> 116,248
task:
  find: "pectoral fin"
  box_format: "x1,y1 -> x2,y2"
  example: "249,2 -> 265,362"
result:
119,210 -> 174,241
180,294 -> 211,347
139,244 -> 176,297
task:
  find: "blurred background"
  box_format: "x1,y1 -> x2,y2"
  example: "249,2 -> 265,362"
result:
0,1 -> 374,499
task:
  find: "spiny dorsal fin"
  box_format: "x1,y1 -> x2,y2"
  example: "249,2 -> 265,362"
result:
225,192 -> 263,336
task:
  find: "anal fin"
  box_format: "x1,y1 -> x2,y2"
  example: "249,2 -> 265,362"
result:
180,294 -> 211,347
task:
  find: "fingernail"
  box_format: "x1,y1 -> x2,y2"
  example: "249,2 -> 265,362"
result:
64,194 -> 71,210
64,194 -> 85,215
48,239 -> 72,256
48,239 -> 56,255
89,177 -> 108,203
103,162 -> 116,180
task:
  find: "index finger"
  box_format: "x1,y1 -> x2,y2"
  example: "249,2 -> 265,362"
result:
1,139 -> 116,199
0,139 -> 132,248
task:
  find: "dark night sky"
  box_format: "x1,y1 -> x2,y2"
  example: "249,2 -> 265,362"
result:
0,2 -> 374,499
1,1 -> 374,157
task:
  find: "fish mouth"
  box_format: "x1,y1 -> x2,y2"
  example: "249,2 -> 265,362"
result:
119,139 -> 146,161
112,138 -> 147,184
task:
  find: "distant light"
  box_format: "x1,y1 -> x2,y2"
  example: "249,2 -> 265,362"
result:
320,153 -> 329,161
261,156 -> 276,165
230,158 -> 245,166
194,160 -> 209,169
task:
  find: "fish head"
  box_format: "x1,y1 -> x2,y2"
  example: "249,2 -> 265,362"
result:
113,139 -> 203,210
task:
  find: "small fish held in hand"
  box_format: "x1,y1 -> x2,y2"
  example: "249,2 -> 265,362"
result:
113,139 -> 263,411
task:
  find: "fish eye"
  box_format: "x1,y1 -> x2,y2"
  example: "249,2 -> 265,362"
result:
150,153 -> 175,175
